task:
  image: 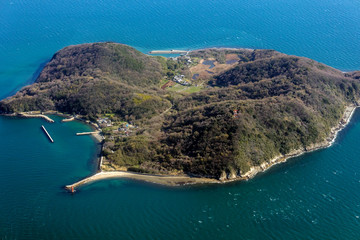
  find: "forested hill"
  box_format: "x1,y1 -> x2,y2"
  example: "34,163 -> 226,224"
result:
36,42 -> 163,86
0,43 -> 171,120
1,43 -> 360,179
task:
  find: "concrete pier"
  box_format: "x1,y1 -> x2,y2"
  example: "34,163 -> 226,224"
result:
76,131 -> 99,136
41,125 -> 54,143
149,50 -> 188,54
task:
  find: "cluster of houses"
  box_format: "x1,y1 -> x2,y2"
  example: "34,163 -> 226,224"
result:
117,122 -> 136,137
173,75 -> 191,86
97,116 -> 138,137
97,117 -> 112,127
170,52 -> 192,65
182,55 -> 192,65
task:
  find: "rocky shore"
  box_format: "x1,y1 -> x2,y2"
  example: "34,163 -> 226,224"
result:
231,105 -> 358,181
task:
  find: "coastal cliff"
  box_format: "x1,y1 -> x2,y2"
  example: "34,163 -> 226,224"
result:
1,42 -> 360,182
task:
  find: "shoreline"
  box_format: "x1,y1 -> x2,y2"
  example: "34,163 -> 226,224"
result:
190,47 -> 255,52
238,105 -> 358,180
2,106 -> 355,189
65,171 -> 219,190
148,47 -> 254,55
65,105 -> 359,190
1,112 -> 55,123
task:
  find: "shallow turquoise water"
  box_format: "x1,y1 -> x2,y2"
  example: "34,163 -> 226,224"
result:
1,0 -> 360,239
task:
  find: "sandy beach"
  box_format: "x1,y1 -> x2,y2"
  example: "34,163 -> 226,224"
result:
65,171 -> 219,190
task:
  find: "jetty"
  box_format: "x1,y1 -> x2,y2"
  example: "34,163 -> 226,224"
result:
149,50 -> 188,54
41,125 -> 54,143
61,117 -> 74,122
76,130 -> 103,142
76,131 -> 99,136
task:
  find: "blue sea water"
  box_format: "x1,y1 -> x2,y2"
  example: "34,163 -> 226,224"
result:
1,0 -> 360,239
1,0 -> 360,99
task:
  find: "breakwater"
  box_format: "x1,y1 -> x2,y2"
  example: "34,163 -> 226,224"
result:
18,113 -> 54,122
41,125 -> 54,143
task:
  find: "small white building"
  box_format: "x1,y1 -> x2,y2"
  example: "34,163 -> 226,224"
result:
173,75 -> 190,85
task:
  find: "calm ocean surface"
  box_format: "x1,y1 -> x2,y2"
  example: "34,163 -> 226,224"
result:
1,0 -> 360,239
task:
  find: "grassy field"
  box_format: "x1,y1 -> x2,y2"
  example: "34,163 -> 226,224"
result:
167,84 -> 203,93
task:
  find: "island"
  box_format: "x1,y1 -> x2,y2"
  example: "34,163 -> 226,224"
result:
1,42 -> 359,188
